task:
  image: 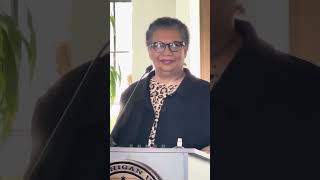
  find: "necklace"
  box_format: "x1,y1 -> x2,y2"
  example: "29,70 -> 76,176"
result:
153,71 -> 185,86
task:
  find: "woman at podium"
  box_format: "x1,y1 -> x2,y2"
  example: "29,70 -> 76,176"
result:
111,17 -> 210,151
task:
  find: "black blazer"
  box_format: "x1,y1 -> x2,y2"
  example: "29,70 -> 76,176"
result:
212,20 -> 320,179
24,55 -> 108,180
111,68 -> 210,150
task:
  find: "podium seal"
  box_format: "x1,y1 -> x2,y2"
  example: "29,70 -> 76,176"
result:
110,160 -> 161,180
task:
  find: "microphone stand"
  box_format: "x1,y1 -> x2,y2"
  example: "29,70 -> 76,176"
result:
110,65 -> 153,146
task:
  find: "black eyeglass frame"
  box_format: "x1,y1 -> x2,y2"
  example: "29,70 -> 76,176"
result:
147,41 -> 186,53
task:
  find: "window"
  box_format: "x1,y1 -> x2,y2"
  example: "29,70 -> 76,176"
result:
110,0 -> 132,131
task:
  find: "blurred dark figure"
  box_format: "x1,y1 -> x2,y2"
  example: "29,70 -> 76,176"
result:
211,0 -> 320,179
24,55 -> 108,180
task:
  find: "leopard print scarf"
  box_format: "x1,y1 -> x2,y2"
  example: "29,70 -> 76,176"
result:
147,77 -> 181,147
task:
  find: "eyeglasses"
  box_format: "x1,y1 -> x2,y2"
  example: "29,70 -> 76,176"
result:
147,41 -> 186,53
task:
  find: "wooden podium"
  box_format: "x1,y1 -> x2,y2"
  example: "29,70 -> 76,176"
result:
110,147 -> 210,180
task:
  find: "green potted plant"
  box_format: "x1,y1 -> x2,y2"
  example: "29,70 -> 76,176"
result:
109,5 -> 123,132
0,10 -> 37,143
109,14 -> 121,106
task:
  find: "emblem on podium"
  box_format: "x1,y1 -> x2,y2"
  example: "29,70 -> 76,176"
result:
110,160 -> 161,180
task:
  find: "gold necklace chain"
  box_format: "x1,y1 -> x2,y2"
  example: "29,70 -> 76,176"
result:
153,71 -> 185,86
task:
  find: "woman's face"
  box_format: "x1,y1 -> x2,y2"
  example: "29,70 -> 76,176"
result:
148,28 -> 188,75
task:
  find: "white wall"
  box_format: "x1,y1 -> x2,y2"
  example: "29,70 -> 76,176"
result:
239,0 -> 289,53
132,0 -> 176,81
71,0 -> 108,66
0,0 -> 11,15
132,0 -> 201,81
176,0 -> 200,78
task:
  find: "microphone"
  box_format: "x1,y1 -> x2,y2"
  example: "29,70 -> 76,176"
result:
24,41 -> 110,180
111,65 -> 153,145
117,65 -> 153,117
145,65 -> 153,73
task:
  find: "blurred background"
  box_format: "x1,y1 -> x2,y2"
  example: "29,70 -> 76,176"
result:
0,0 -> 107,179
0,0 -> 320,179
239,0 -> 320,66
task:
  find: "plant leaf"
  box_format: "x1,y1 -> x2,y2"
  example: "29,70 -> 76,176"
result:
0,12 -> 37,142
117,65 -> 122,84
110,16 -> 115,33
26,7 -> 37,80
110,66 -> 116,105
0,15 -> 22,65
0,110 -> 15,143
2,29 -> 18,112
0,60 -> 6,105
0,36 -> 18,143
